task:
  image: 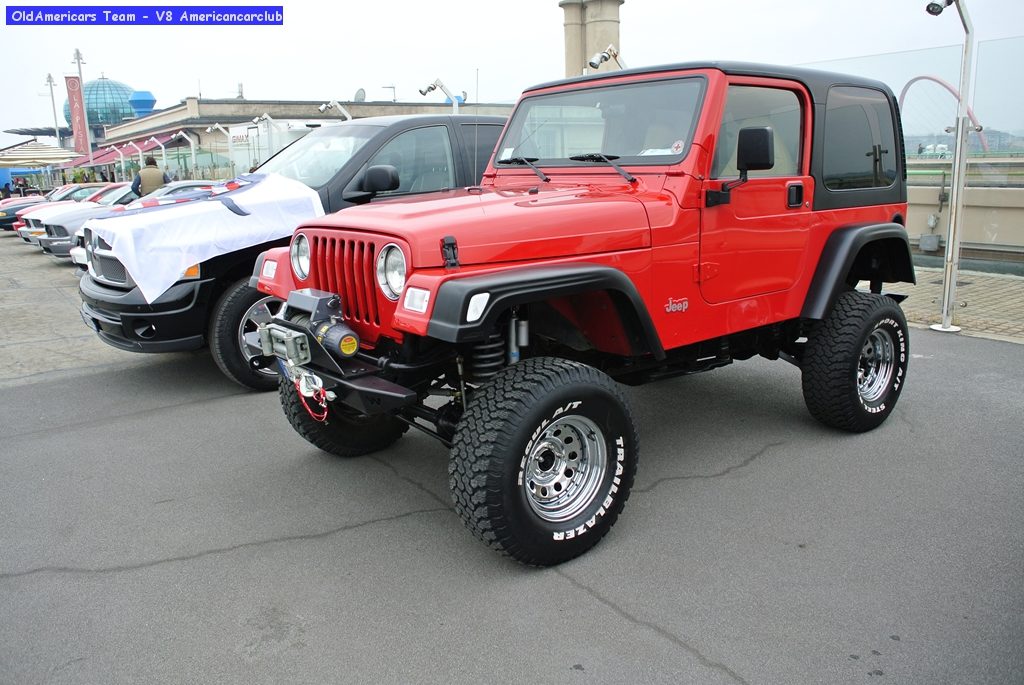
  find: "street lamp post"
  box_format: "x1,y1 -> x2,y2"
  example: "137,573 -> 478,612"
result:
45,74 -> 61,147
107,145 -> 125,181
126,141 -> 144,169
146,136 -> 167,172
418,79 -> 459,114
72,49 -> 94,166
318,101 -> 353,120
173,131 -> 198,179
252,114 -> 275,160
205,123 -> 234,178
926,0 -> 979,333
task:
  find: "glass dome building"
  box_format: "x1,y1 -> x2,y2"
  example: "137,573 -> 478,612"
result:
62,77 -> 137,127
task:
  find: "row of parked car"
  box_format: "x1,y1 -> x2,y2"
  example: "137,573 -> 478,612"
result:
2,180 -> 216,266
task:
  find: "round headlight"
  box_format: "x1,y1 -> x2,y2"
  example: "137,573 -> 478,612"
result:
376,243 -> 406,301
290,233 -> 310,280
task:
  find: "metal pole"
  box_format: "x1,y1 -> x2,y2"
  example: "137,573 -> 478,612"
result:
46,74 -> 61,146
127,141 -> 144,168
174,131 -> 198,179
72,49 -> 94,166
931,0 -> 975,333
107,145 -> 125,181
147,136 -> 167,172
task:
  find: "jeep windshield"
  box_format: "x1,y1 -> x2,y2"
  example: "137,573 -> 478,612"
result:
258,124 -> 379,189
496,77 -> 705,168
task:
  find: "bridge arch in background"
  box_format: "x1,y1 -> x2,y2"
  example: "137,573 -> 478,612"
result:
898,75 -> 990,153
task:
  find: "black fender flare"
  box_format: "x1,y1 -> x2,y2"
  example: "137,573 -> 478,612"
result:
801,223 -> 916,320
427,264 -> 666,360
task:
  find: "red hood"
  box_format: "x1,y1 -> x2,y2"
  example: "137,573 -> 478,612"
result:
306,181 -> 653,267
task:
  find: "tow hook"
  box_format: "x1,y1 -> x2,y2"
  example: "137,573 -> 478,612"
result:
292,369 -> 336,423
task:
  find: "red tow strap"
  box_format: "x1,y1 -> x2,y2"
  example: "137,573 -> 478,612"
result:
295,378 -> 329,422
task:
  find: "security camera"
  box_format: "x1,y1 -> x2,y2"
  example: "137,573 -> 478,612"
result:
204,126 -> 214,133
418,84 -> 436,96
926,0 -> 953,15
252,117 -> 261,125
588,51 -> 610,70
317,103 -> 329,113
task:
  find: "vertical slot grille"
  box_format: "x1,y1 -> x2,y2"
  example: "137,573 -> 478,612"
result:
309,235 -> 382,328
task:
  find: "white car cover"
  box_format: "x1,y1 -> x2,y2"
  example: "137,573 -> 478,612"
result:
83,173 -> 324,303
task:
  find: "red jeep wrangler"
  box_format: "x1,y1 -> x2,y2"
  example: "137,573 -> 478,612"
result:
253,62 -> 914,565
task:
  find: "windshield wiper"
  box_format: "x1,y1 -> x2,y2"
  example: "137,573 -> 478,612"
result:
569,153 -> 636,183
496,156 -> 550,182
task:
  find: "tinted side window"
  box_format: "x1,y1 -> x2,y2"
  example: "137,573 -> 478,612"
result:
459,124 -> 502,184
823,86 -> 898,190
69,187 -> 97,200
367,126 -> 455,197
711,86 -> 802,179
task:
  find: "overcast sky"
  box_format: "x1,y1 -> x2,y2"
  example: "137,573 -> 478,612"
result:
2,0 -> 1023,149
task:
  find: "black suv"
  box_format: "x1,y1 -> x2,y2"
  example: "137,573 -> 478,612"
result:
79,114 -> 505,389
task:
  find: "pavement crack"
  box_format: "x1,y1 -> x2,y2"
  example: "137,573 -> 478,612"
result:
556,569 -> 750,685
0,390 -> 249,440
368,456 -> 453,510
634,441 -> 784,494
0,507 -> 449,580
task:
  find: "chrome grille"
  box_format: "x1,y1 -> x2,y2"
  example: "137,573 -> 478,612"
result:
45,224 -> 68,238
27,217 -> 42,229
310,236 -> 380,326
85,228 -> 131,287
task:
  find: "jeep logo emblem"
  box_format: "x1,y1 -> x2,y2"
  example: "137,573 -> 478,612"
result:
664,297 -> 689,313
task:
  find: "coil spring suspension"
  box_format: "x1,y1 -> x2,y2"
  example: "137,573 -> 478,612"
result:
466,333 -> 505,383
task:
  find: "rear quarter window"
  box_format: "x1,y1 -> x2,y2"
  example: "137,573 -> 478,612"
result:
822,86 -> 899,190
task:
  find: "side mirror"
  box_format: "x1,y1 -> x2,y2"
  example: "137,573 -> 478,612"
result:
363,164 -> 400,193
736,126 -> 774,173
707,126 -> 775,207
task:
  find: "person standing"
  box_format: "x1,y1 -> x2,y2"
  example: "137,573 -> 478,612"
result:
132,156 -> 170,196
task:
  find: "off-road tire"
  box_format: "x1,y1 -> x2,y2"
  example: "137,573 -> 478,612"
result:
802,291 -> 909,432
209,278 -> 281,391
279,376 -> 407,457
449,357 -> 639,566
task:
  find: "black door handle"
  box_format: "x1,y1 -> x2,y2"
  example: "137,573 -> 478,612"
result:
787,183 -> 804,208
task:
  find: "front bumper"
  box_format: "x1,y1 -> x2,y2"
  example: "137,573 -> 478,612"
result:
16,227 -> 45,245
78,275 -> 217,353
38,235 -> 74,257
259,289 -> 416,415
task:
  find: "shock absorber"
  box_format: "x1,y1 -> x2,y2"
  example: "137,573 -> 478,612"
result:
465,333 -> 504,383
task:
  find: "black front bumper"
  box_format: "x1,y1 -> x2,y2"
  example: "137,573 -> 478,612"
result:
260,290 -> 417,415
78,275 -> 218,353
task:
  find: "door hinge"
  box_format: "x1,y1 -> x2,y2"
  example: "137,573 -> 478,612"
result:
693,262 -> 720,282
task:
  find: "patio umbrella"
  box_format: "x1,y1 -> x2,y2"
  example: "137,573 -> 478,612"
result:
0,139 -> 79,168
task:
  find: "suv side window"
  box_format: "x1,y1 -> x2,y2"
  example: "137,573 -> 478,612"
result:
822,86 -> 898,190
458,123 -> 502,184
368,126 -> 455,196
711,86 -> 802,179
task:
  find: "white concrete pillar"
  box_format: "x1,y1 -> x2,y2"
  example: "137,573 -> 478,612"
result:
560,0 -> 585,78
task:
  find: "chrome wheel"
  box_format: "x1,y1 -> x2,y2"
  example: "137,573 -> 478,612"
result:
857,328 -> 895,403
238,296 -> 283,377
523,415 -> 607,523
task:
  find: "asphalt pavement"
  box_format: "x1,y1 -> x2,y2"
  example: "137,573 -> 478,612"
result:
1,232 -> 1022,684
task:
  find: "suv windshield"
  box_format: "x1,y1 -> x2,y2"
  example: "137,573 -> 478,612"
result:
496,77 -> 705,167
258,124 -> 379,189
